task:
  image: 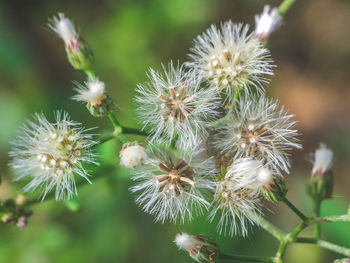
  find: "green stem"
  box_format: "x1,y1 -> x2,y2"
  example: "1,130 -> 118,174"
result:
107,112 -> 129,144
278,0 -> 297,16
219,252 -> 274,262
311,214 -> 350,224
282,197 -> 308,221
249,212 -> 286,241
313,200 -> 322,238
295,237 -> 350,257
84,68 -> 96,79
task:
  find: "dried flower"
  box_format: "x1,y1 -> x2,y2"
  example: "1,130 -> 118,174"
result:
175,233 -> 219,263
210,158 -> 262,236
186,22 -> 273,102
120,143 -> 148,169
254,5 -> 283,41
136,62 -> 220,147
48,13 -> 93,70
9,112 -> 98,200
130,143 -> 216,223
73,78 -> 113,117
210,93 -> 301,173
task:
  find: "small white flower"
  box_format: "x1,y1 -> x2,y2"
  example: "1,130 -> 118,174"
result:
210,158 -> 262,236
130,143 -> 216,223
136,62 -> 220,146
73,78 -> 107,107
174,233 -> 218,262
312,143 -> 333,175
48,13 -> 78,47
186,22 -> 273,102
9,112 -> 98,200
254,5 -> 283,41
120,143 -> 148,169
210,93 -> 301,173
175,233 -> 200,251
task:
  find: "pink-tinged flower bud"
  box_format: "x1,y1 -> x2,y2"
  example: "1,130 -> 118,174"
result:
258,168 -> 287,203
307,143 -> 334,202
16,216 -> 27,228
48,13 -> 94,70
174,233 -> 219,263
254,5 -> 283,41
312,143 -> 333,176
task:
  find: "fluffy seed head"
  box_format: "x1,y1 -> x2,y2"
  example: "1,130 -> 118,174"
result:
186,22 -> 273,102
254,5 -> 283,41
210,93 -> 301,173
48,13 -> 78,46
120,143 -> 148,169
136,62 -> 220,147
210,158 -> 262,236
312,143 -> 333,175
9,112 -> 98,200
130,143 -> 216,223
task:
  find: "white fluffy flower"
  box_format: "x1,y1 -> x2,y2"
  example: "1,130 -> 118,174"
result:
9,112 -> 98,200
130,143 -> 216,223
136,62 -> 220,146
254,5 -> 283,41
186,22 -> 273,102
210,93 -> 301,173
120,144 -> 148,169
312,143 -> 333,175
174,233 -> 218,262
210,158 -> 262,236
73,78 -> 107,106
175,233 -> 200,250
48,13 -> 78,46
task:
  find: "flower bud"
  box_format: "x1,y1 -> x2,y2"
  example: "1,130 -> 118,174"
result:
174,233 -> 219,263
49,13 -> 94,70
65,38 -> 94,70
307,143 -> 334,202
15,194 -> 27,206
334,259 -> 350,263
73,78 -> 114,117
16,216 -> 27,228
120,143 -> 148,169
258,168 -> 287,203
1,214 -> 14,224
254,5 -> 282,41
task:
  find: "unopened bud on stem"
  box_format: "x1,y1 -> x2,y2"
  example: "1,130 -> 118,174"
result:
48,13 -> 94,70
307,143 -> 334,202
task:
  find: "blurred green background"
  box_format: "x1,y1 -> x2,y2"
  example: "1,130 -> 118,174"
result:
0,0 -> 350,262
